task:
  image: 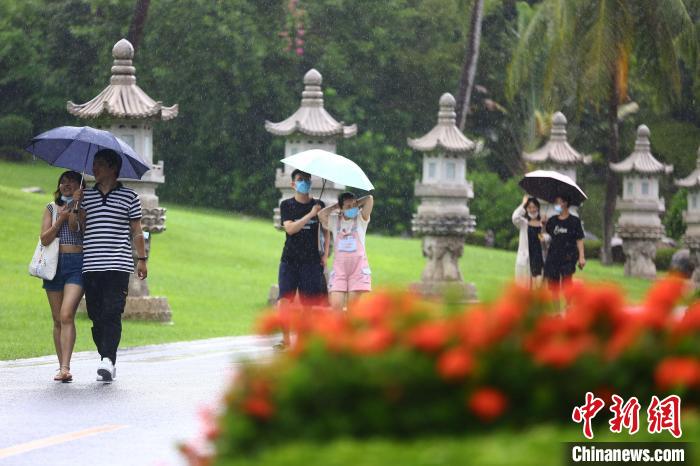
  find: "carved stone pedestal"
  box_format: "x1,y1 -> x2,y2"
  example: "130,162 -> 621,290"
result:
78,296 -> 172,322
410,281 -> 478,303
621,239 -> 658,279
618,224 -> 663,279
411,216 -> 478,303
683,236 -> 700,290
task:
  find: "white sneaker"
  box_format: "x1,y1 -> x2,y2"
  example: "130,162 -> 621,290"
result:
97,358 -> 116,383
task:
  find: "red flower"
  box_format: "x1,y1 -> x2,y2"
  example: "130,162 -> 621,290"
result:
564,283 -> 625,331
242,396 -> 274,419
491,295 -> 526,340
530,333 -> 596,368
468,387 -> 508,422
605,320 -> 642,360
437,348 -> 474,380
655,357 -> 700,391
256,311 -> 284,335
350,292 -> 394,324
406,321 -> 451,352
312,313 -> 349,350
672,302 -> 700,336
352,327 -> 394,354
457,307 -> 494,350
641,276 -> 687,328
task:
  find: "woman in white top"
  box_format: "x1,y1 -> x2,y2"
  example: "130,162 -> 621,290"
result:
512,195 -> 547,288
319,192 -> 374,311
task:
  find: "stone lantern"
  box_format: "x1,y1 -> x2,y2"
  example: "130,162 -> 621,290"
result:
522,112 -> 591,217
265,69 -> 357,228
610,125 -> 673,279
674,146 -> 700,287
68,38 -> 178,321
408,93 -> 477,300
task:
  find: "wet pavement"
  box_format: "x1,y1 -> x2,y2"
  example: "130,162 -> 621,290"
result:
0,336 -> 276,466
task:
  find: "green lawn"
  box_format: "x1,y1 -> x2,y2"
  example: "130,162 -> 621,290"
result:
0,160 -> 651,360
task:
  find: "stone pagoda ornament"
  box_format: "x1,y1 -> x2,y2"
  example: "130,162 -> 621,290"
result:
674,146 -> 700,287
265,68 -> 357,228
408,93 -> 477,300
522,112 -> 591,217
610,125 -> 673,279
522,112 -> 592,182
68,38 -> 178,321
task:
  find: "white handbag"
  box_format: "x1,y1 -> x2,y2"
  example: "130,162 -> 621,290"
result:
29,203 -> 60,280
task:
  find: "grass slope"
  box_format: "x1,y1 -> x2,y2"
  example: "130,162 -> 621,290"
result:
0,161 -> 650,360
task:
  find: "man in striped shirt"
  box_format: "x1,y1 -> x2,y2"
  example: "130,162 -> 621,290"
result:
75,149 -> 148,383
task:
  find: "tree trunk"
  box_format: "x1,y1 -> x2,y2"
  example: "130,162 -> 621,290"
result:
456,0 -> 485,131
127,0 -> 151,54
601,79 -> 620,265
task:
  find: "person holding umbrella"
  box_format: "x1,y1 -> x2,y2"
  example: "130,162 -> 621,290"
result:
319,192 -> 374,311
40,170 -> 85,382
276,169 -> 328,350
27,126 -> 159,380
73,149 -> 148,382
543,194 -> 586,298
518,171 -> 587,302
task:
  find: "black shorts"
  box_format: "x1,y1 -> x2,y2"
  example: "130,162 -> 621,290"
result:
544,261 -> 576,281
278,261 -> 325,303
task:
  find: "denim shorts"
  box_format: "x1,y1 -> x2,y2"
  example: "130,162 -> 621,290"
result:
43,253 -> 84,291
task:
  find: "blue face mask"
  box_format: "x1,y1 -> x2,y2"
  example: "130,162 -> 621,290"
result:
295,180 -> 311,194
554,204 -> 563,214
61,195 -> 73,203
344,207 -> 359,219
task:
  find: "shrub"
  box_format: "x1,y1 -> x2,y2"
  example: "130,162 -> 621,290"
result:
584,240 -> 602,260
664,189 -> 687,241
655,248 -> 679,271
0,115 -> 33,148
0,145 -> 31,162
468,172 -> 522,249
465,229 -> 487,246
508,236 -> 519,251
182,278 -> 700,464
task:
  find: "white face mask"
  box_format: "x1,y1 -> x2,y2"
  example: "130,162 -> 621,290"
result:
527,212 -> 539,219
554,204 -> 563,214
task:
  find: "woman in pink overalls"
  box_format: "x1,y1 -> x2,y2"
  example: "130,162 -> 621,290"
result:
319,192 -> 374,311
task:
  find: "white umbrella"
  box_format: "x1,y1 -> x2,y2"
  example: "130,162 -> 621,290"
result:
281,149 -> 374,191
518,170 -> 587,206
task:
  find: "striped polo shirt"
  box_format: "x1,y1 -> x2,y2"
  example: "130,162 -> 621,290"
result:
81,183 -> 142,273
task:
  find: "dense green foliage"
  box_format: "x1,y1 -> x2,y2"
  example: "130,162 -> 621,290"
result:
469,171 -> 522,248
190,278 -> 700,464
211,417 -> 700,466
655,247 -> 680,271
1,0 -> 699,239
665,188 -> 689,240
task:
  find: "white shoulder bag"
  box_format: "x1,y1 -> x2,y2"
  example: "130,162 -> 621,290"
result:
29,203 -> 60,280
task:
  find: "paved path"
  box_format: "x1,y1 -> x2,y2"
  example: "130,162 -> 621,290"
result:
0,336 -> 276,466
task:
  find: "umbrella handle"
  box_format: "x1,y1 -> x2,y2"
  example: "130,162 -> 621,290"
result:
318,179 -> 327,204
76,143 -> 90,210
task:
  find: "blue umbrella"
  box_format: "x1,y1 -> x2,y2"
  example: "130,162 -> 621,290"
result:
25,126 -> 150,179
